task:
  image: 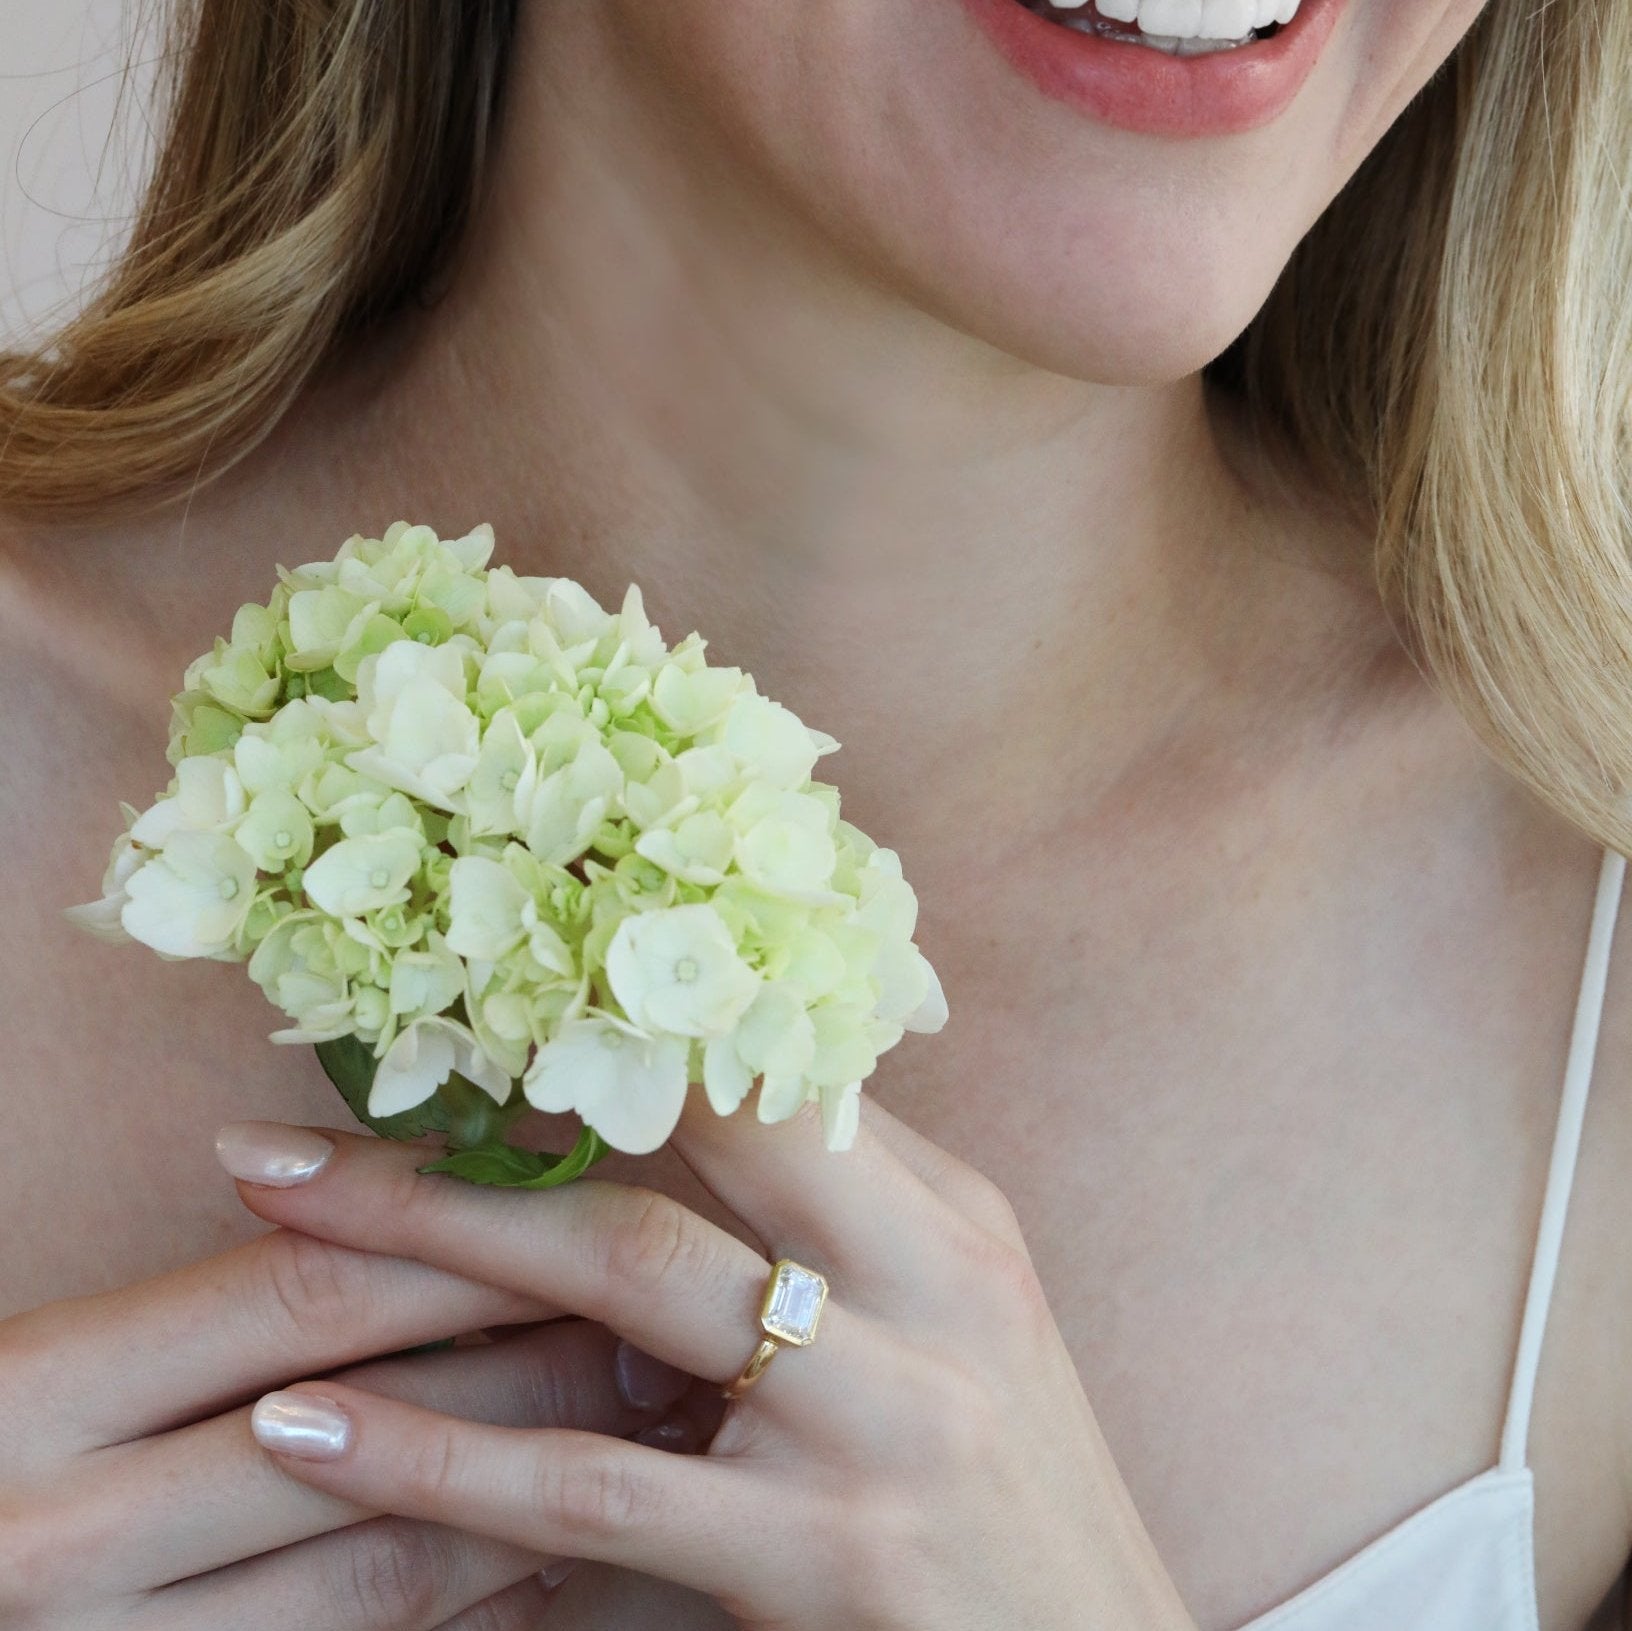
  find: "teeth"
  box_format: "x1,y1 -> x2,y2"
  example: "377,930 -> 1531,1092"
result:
1138,0 -> 1202,31
1136,0 -> 1301,37
1023,0 -> 1302,45
1201,0 -> 1256,34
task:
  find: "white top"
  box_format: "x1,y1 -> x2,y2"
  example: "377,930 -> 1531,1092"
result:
1227,846 -> 1627,1631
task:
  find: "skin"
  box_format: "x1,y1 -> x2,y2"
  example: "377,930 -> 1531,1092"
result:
2,0 -> 1632,1624
227,1108 -> 1200,1629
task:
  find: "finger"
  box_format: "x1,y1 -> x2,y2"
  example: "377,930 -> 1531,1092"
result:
146,1515 -> 548,1631
5,1223 -> 548,1454
853,1094 -> 1031,1247
663,1091 -> 958,1303
664,1087 -> 1029,1321
88,1319 -> 685,1588
248,1381 -> 768,1603
433,1571 -> 563,1631
227,1127 -> 863,1407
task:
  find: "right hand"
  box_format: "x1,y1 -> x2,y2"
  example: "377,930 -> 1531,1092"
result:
0,1221 -> 699,1629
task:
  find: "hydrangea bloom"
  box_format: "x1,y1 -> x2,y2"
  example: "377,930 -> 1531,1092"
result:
70,522 -> 947,1183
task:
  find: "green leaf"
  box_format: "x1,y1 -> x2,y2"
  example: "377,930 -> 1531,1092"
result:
315,1035 -> 451,1142
418,1125 -> 613,1189
388,1337 -> 457,1358
439,1071 -> 525,1149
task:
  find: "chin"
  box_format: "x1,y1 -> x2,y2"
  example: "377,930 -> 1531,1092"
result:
607,0 -> 1489,384
876,182 -> 1313,386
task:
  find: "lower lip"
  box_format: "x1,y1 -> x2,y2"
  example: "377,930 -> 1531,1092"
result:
960,0 -> 1345,137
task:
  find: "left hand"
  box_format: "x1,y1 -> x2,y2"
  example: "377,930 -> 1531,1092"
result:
222,1096 -> 1197,1631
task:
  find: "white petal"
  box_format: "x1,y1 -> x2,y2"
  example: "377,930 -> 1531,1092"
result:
368,1019 -> 457,1117
820,1080 -> 862,1152
756,1071 -> 809,1125
901,955 -> 948,1033
120,832 -> 256,957
63,894 -> 135,943
605,903 -> 757,1038
734,982 -> 816,1077
703,1033 -> 753,1116
64,835 -> 144,944
130,757 -> 245,847
268,1022 -> 354,1044
177,756 -> 247,826
522,907 -> 576,977
343,748 -> 476,814
577,1032 -> 690,1154
523,743 -> 623,865
445,857 -> 529,960
871,939 -> 929,1026
363,639 -> 468,716
303,831 -> 421,917
130,796 -> 187,847
447,521 -> 496,571
388,940 -> 465,1018
734,808 -> 845,906
523,1020 -> 621,1114
365,1017 -> 507,1116
651,662 -> 744,735
524,1018 -> 690,1154
541,579 -> 613,644
450,1027 -> 514,1105
721,693 -> 822,788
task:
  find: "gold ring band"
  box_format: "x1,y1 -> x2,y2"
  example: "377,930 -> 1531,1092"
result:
721,1258 -> 829,1402
722,1337 -> 781,1400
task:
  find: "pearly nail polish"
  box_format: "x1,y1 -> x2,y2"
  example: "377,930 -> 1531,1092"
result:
636,1419 -> 696,1452
250,1391 -> 352,1459
215,1122 -> 334,1186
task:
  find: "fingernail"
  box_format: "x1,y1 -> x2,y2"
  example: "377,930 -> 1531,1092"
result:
216,1122 -> 334,1186
250,1391 -> 352,1459
635,1418 -> 697,1452
539,1557 -> 579,1589
614,1340 -> 688,1411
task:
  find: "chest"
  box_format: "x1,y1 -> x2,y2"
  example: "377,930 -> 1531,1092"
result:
5,699 -> 1632,1631
879,800 -> 1632,1631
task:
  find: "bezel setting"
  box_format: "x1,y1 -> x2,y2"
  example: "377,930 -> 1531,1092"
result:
759,1259 -> 829,1348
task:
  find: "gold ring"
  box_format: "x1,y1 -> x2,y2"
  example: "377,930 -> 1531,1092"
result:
721,1258 -> 828,1400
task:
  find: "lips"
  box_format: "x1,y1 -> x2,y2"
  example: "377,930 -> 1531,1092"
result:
962,0 -> 1345,138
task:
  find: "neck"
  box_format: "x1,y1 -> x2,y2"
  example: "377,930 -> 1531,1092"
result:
262,7 -> 1372,864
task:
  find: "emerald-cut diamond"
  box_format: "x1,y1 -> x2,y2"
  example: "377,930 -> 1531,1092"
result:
759,1259 -> 828,1347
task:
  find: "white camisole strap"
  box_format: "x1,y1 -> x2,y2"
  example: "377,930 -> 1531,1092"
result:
1498,846 -> 1628,1473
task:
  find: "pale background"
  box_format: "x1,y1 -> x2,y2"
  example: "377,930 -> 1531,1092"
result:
1,0 -> 151,343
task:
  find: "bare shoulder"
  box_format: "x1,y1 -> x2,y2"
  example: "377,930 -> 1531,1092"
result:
0,513 -> 178,955
1544,832 -> 1632,1623
0,511 -> 342,1314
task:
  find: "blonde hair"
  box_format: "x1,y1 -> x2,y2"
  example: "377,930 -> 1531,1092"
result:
3,2 -> 1630,853
0,0 -> 515,512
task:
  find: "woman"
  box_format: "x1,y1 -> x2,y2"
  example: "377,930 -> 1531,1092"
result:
1,0 -> 1629,1626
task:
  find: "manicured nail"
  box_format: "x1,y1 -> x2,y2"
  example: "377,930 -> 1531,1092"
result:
614,1340 -> 688,1411
250,1391 -> 352,1459
539,1557 -> 579,1589
215,1122 -> 334,1186
636,1418 -> 697,1452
